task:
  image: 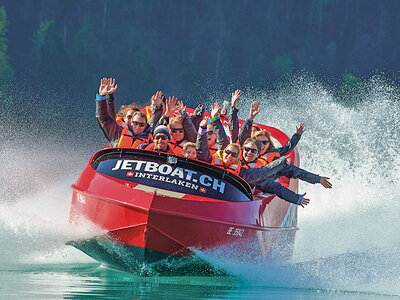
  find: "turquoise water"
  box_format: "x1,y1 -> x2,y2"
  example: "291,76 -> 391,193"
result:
1,263 -> 396,299
1,76 -> 400,298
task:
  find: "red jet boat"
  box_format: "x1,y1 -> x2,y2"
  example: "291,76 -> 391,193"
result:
68,122 -> 300,275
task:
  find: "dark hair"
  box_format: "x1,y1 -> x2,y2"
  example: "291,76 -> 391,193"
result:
243,138 -> 262,153
132,111 -> 148,123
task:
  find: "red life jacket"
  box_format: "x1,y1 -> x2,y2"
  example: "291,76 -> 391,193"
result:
208,141 -> 218,156
143,143 -> 176,154
211,151 -> 241,176
117,127 -> 151,148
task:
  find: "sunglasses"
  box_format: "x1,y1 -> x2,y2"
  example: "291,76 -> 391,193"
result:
132,121 -> 146,127
260,140 -> 269,145
206,131 -> 215,135
224,149 -> 239,158
244,146 -> 258,154
154,134 -> 168,140
171,128 -> 184,133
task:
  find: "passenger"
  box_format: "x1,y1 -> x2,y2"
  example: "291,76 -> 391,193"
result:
196,102 -> 230,161
168,115 -> 193,155
251,124 -> 261,136
137,125 -> 175,154
228,89 -> 241,143
96,78 -> 152,148
117,104 -> 140,127
253,124 -> 304,164
228,89 -> 261,145
241,138 -> 332,189
181,142 -> 197,159
201,141 -> 309,207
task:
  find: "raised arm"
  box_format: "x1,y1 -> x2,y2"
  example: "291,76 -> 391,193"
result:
228,89 -> 241,143
238,100 -> 260,145
178,101 -> 197,142
210,102 -> 230,150
149,91 -> 164,132
196,117 -> 212,163
95,78 -> 122,146
275,123 -> 305,156
190,104 -> 205,131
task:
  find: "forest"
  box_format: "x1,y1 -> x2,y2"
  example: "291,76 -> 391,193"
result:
0,0 -> 399,135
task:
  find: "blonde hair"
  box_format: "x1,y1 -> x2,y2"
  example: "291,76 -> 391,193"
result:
182,142 -> 196,154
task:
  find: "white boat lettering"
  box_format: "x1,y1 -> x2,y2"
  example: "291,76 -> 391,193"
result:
226,227 -> 244,237
112,160 -> 225,194
170,167 -> 184,178
199,175 -> 212,186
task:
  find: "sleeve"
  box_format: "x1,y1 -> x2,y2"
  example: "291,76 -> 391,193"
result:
149,104 -> 163,133
276,164 -> 321,184
228,106 -> 239,143
106,93 -> 116,120
210,116 -> 229,150
181,111 -> 197,142
190,104 -> 205,131
196,127 -> 212,163
95,97 -> 122,146
238,119 -> 252,145
240,156 -> 288,181
278,133 -> 301,156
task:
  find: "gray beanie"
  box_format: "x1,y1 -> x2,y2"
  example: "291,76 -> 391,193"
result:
153,125 -> 172,140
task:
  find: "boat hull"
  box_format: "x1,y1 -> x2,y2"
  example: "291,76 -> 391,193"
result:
69,147 -> 299,275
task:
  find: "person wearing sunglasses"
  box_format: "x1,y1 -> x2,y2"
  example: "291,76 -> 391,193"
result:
96,78 -> 152,148
138,125 -> 175,154
167,113 -> 196,156
252,125 -> 305,165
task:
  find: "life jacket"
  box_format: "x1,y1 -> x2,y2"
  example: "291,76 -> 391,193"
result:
211,150 -> 241,176
116,116 -> 126,128
240,157 -> 266,169
169,138 -> 189,156
208,141 -> 218,156
143,143 -> 176,154
260,151 -> 281,164
117,126 -> 151,148
144,105 -> 152,122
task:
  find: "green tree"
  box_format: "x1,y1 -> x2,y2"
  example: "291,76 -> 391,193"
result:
32,20 -> 70,81
0,6 -> 14,83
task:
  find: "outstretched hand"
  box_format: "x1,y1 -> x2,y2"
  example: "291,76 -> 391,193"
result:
211,102 -> 220,118
249,101 -> 260,120
98,77 -> 118,96
152,91 -> 164,106
199,117 -> 209,128
296,123 -> 305,135
165,96 -> 178,117
177,100 -> 187,115
231,89 -> 241,107
320,177 -> 332,188
300,193 -> 310,208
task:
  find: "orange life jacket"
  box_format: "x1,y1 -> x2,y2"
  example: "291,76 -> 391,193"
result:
117,127 -> 151,148
116,116 -> 126,127
260,151 -> 281,164
143,143 -> 176,154
169,138 -> 188,156
240,157 -> 266,169
208,141 -> 218,157
211,151 -> 241,176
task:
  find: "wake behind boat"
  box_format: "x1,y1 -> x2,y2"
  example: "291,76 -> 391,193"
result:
68,123 -> 300,275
